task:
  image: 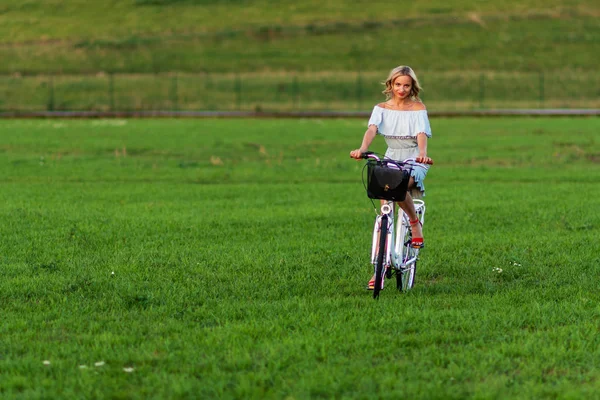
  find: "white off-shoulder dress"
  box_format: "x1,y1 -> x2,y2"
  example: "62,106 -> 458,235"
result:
367,105 -> 432,196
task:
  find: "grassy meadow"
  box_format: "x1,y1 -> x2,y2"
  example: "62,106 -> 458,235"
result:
1,117 -> 600,398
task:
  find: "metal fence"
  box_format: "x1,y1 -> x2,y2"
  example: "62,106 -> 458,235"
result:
1,71 -> 598,113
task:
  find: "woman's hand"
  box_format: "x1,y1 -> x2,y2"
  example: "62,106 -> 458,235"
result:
349,149 -> 364,159
416,154 -> 433,165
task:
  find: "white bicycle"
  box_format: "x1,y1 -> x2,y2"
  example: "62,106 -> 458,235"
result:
359,152 -> 430,299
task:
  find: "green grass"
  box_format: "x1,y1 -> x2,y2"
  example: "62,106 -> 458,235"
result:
1,117 -> 600,398
5,14 -> 600,74
0,0 -> 594,42
0,1 -> 599,74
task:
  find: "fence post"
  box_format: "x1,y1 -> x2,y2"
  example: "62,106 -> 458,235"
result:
356,71 -> 362,110
479,73 -> 485,109
292,75 -> 299,109
108,73 -> 115,111
203,72 -> 211,110
171,73 -> 179,111
47,75 -> 55,111
235,74 -> 241,110
539,71 -> 544,108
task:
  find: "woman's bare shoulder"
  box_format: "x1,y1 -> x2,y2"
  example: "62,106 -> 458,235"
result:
412,101 -> 427,110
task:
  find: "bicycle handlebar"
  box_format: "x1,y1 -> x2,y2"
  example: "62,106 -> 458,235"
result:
358,151 -> 434,165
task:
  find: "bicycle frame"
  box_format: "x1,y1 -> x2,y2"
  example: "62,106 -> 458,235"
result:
371,199 -> 425,271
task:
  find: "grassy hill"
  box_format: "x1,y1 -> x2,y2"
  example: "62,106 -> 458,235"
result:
1,1 -> 598,111
1,0 -> 599,74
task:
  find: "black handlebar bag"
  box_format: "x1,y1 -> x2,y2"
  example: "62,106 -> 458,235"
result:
366,160 -> 410,201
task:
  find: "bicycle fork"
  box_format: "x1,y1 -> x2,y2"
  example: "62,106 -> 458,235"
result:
371,202 -> 395,269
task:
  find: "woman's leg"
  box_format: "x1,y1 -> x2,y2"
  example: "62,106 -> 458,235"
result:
396,178 -> 423,244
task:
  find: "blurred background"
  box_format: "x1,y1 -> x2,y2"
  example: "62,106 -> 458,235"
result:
1,0 -> 598,113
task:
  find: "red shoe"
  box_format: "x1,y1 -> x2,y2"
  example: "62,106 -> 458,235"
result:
367,274 -> 384,290
410,219 -> 424,249
367,277 -> 375,290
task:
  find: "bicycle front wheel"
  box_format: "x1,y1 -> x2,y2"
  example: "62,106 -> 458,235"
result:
373,214 -> 388,299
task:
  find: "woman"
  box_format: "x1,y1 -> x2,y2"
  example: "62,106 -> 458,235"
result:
349,65 -> 433,290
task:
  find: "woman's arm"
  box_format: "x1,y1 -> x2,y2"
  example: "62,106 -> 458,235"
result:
416,132 -> 432,164
350,125 -> 378,159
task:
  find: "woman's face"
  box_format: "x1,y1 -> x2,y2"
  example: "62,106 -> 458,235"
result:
393,75 -> 413,100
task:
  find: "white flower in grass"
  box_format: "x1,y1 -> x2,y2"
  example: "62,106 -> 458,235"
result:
123,367 -> 135,373
492,267 -> 503,273
94,361 -> 105,367
43,360 -> 51,365
79,365 -> 88,369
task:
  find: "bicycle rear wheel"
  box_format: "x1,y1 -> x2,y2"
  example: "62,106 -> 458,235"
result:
396,222 -> 417,292
399,252 -> 417,291
373,214 -> 388,299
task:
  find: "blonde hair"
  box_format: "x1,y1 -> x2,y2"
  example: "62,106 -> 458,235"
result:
382,66 -> 423,101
